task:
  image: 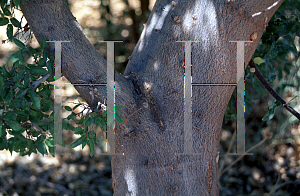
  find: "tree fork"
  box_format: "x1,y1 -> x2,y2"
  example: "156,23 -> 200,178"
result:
20,0 -> 284,195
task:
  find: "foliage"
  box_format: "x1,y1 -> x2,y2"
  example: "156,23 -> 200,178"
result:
224,0 -> 300,126
63,103 -> 123,157
0,0 -> 123,157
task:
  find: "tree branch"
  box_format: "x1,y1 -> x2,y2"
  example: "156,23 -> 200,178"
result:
19,0 -> 134,109
20,73 -> 50,98
218,132 -> 272,177
249,59 -> 300,120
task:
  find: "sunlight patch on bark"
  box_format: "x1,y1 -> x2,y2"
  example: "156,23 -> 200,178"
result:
186,1 -> 218,52
138,5 -> 172,52
252,0 -> 283,17
125,168 -> 137,195
153,61 -> 158,70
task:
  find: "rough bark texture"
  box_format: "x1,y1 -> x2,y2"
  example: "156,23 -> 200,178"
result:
20,0 -> 284,195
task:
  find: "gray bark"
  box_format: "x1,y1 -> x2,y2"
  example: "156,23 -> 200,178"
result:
20,0 -> 284,195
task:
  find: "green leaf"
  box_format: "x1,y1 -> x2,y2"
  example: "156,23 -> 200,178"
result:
85,117 -> 94,128
12,37 -> 25,48
43,51 -> 48,61
82,139 -> 86,149
115,105 -> 123,111
8,137 -> 14,154
38,87 -> 47,98
46,60 -> 54,75
14,109 -> 28,117
94,114 -> 107,132
33,51 -> 42,61
15,134 -> 27,146
0,17 -> 9,26
2,7 -> 11,16
64,106 -> 72,111
102,110 -> 107,117
69,135 -> 86,148
28,67 -> 48,75
0,137 -> 7,150
45,138 -> 54,147
28,89 -> 41,109
87,139 -> 95,157
283,64 -> 291,74
66,112 -> 76,121
296,27 -> 300,37
41,98 -> 52,112
26,64 -> 36,69
16,87 -> 27,98
4,111 -> 16,121
62,121 -> 74,131
0,124 -> 6,137
275,23 -> 292,36
291,23 -> 300,33
54,137 -> 65,147
6,24 -> 13,39
9,98 -> 22,108
77,117 -> 86,125
28,46 -> 38,55
31,117 -> 47,127
5,89 -> 14,103
73,103 -> 81,111
20,97 -> 29,111
2,65 -> 11,77
13,60 -> 22,68
107,112 -> 114,126
0,75 -> 4,87
1,0 -> 7,9
24,73 -> 29,88
267,72 -> 277,84
40,37 -> 47,49
37,142 -> 47,155
264,43 -> 278,59
13,70 -> 25,82
38,58 -> 45,67
277,44 -> 298,55
253,57 -> 265,65
29,74 -> 39,82
5,119 -> 22,132
48,145 -> 55,157
262,100 -> 281,121
9,63 -> 16,75
74,126 -> 84,134
36,135 -> 45,144
115,112 -> 123,124
10,18 -> 20,28
14,0 -> 20,9
27,139 -> 37,154
15,81 -> 23,88
0,87 -> 9,99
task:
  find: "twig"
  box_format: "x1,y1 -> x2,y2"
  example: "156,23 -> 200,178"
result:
31,73 -> 51,89
218,129 -> 236,173
266,171 -> 281,196
20,73 -> 50,98
125,107 -> 144,125
218,133 -> 272,177
22,122 -> 49,136
266,180 -> 300,196
249,59 -> 300,120
284,92 -> 300,106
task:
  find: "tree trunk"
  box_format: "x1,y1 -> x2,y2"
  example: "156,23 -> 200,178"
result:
20,0 -> 284,195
